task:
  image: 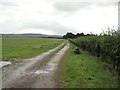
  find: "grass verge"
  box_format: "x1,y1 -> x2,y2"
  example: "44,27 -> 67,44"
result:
59,42 -> 118,88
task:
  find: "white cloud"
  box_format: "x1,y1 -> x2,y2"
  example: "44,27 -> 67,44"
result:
56,5 -> 118,34
53,1 -> 117,12
0,0 -> 119,35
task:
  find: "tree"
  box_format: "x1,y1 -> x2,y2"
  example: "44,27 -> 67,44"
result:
63,32 -> 75,39
76,33 -> 84,37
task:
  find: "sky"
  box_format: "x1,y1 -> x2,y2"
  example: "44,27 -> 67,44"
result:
0,0 -> 119,35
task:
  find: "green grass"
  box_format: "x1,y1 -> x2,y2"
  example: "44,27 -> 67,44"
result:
2,37 -> 64,62
60,42 -> 118,88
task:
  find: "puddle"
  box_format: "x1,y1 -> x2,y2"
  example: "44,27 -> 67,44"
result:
35,70 -> 49,74
34,62 -> 57,75
46,68 -> 54,71
0,61 -> 11,68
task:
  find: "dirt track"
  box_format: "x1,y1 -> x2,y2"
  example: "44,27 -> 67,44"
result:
2,42 -> 69,88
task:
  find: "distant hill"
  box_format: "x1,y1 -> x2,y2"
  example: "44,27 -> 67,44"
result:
2,34 -> 62,38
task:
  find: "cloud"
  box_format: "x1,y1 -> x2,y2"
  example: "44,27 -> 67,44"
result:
24,21 -> 76,34
53,0 -> 118,12
53,2 -> 91,12
0,0 -> 16,6
0,0 -> 118,35
0,0 -> 17,11
0,17 -> 76,34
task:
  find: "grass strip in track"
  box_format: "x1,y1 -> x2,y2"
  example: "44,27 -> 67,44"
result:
28,41 -> 67,71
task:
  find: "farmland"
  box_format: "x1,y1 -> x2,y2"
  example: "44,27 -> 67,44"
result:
1,33 -> 119,88
2,37 -> 64,62
59,43 -> 119,88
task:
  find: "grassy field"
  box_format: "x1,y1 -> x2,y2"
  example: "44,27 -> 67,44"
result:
2,37 -> 64,62
59,42 -> 119,88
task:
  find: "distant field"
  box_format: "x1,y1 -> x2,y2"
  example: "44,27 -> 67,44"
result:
2,37 -> 64,61
60,43 -> 118,88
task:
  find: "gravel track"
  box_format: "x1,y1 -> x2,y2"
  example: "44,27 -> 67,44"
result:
2,42 -> 69,88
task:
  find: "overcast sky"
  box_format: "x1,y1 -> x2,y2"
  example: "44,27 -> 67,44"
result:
0,0 -> 119,35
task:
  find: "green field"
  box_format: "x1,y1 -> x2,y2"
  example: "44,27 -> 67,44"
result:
59,42 -> 118,88
2,37 -> 64,62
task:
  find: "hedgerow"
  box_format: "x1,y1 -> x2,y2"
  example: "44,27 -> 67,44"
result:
70,29 -> 120,76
